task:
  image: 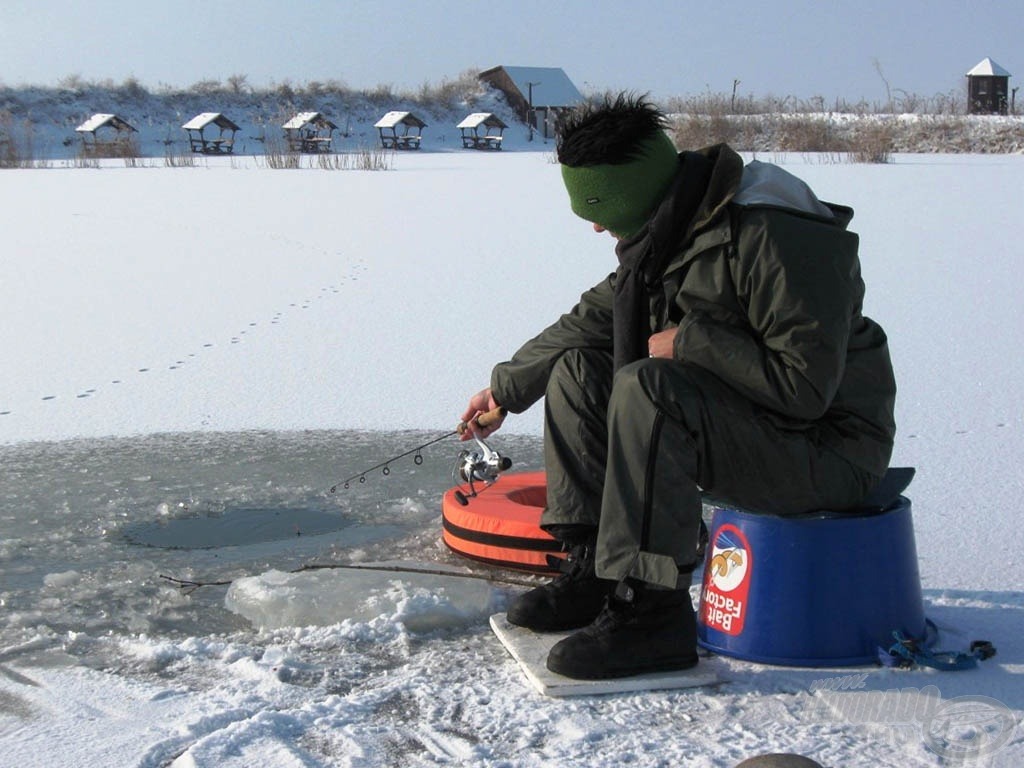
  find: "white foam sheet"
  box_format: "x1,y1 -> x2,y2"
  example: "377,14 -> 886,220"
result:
489,613 -> 722,697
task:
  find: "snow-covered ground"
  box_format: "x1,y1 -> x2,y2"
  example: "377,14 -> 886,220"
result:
4,80 -> 1024,163
1,150 -> 1022,767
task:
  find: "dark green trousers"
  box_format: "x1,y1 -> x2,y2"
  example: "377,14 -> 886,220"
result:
542,349 -> 877,589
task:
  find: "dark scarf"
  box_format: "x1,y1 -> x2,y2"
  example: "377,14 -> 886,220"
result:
612,151 -> 714,370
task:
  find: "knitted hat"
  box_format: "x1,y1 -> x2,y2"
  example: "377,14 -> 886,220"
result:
560,130 -> 679,238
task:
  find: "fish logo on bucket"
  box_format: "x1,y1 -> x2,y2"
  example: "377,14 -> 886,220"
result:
700,523 -> 752,636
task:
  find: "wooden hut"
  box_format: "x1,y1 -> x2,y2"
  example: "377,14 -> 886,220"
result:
478,66 -> 583,140
374,111 -> 427,150
75,113 -> 138,157
182,113 -> 240,154
966,58 -> 1012,115
457,113 -> 507,150
282,112 -> 338,152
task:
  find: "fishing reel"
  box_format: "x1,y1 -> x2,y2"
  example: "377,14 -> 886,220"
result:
452,434 -> 512,506
330,405 -> 511,498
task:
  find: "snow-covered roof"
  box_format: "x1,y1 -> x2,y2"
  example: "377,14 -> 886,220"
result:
374,111 -> 427,129
75,113 -> 137,133
966,57 -> 1011,77
182,113 -> 240,131
457,113 -> 507,129
481,66 -> 584,107
282,111 -> 338,130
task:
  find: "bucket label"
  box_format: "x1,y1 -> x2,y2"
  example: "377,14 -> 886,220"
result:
700,522 -> 752,636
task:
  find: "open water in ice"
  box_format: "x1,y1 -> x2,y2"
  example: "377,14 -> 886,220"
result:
0,430 -> 546,653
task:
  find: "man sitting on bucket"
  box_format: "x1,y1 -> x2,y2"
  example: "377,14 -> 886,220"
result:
460,93 -> 896,680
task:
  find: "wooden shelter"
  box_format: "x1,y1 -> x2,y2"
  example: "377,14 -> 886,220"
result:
75,113 -> 138,157
182,113 -> 240,154
478,66 -> 583,140
966,57 -> 1012,115
282,112 -> 338,153
374,111 -> 427,150
457,113 -> 507,150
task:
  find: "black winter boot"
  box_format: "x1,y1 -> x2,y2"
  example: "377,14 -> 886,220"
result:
506,541 -> 611,632
545,581 -> 699,679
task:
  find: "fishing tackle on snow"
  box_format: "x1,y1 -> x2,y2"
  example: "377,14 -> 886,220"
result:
329,406 -> 510,496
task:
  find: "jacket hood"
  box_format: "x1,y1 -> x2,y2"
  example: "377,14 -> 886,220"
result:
734,160 -> 845,224
687,145 -> 855,231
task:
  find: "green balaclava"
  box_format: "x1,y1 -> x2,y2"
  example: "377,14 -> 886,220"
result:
560,130 -> 679,239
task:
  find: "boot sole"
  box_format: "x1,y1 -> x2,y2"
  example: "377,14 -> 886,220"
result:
506,614 -> 600,633
547,654 -> 700,681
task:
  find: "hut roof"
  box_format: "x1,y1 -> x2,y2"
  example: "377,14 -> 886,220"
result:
479,65 -> 584,108
283,111 -> 338,130
75,114 -> 137,133
457,113 -> 508,130
182,113 -> 240,131
966,57 -> 1012,77
375,111 -> 427,129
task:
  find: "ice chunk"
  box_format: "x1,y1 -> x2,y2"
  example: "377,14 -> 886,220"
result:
224,563 -> 497,632
42,570 -> 82,588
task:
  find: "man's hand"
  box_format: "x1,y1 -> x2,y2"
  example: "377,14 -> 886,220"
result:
648,327 -> 679,359
459,388 -> 506,440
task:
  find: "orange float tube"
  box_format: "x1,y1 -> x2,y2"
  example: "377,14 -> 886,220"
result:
441,471 -> 565,573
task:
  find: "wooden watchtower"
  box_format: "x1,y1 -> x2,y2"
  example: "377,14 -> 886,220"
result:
966,58 -> 1012,115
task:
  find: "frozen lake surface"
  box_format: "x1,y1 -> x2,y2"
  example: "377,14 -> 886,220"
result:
0,429 -> 547,646
4,429 -> 1021,768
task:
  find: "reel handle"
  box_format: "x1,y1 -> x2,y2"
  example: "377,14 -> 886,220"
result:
456,405 -> 507,436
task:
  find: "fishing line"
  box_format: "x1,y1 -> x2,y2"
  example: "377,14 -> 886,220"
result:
329,430 -> 455,492
329,406 -> 509,495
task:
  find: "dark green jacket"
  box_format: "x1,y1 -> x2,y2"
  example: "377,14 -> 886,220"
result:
491,144 -> 896,476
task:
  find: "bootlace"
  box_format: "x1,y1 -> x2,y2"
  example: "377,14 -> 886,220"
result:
585,594 -> 637,635
547,542 -> 595,590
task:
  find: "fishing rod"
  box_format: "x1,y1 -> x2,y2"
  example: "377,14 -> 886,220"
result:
329,406 -> 512,503
160,561 -> 538,595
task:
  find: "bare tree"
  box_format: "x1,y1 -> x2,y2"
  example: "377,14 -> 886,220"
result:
872,58 -> 893,113
226,74 -> 251,95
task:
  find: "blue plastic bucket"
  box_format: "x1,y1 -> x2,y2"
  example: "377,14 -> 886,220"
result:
697,498 -> 927,666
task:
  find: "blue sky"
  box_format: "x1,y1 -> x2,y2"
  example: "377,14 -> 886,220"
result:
1,0 -> 1019,103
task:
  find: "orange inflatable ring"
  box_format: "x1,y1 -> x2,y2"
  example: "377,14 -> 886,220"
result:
442,471 -> 565,573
